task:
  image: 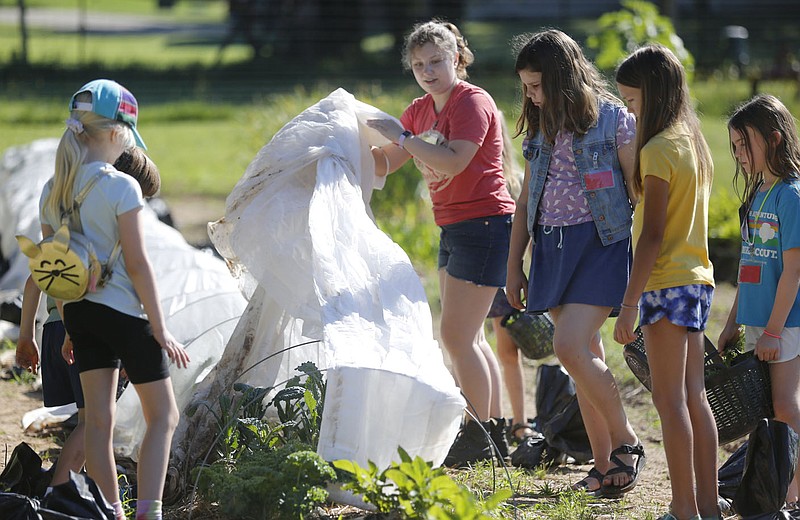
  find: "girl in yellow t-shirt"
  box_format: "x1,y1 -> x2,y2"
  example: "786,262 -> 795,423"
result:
614,45 -> 717,520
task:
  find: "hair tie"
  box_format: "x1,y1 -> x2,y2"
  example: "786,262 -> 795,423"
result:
65,118 -> 84,134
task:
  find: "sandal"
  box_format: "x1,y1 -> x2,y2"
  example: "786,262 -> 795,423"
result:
509,422 -> 536,442
600,442 -> 646,498
571,467 -> 604,497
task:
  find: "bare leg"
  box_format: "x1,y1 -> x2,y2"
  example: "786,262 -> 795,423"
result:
549,304 -> 638,487
476,325 -> 503,418
770,356 -> 800,505
79,368 -> 120,507
51,408 -> 86,486
574,332 -> 612,478
685,331 -> 719,517
493,317 -> 532,437
439,269 -> 501,422
644,319 -> 698,519
133,378 -> 180,502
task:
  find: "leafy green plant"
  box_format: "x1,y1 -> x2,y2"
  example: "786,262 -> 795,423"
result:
586,0 -> 694,77
334,447 -> 511,519
268,360 -> 326,447
186,360 -> 325,462
193,441 -> 336,519
186,381 -> 276,461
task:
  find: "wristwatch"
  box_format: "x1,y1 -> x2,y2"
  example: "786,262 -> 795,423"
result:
397,130 -> 413,149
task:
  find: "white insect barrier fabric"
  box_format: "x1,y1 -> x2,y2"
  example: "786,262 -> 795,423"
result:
208,88 -> 464,469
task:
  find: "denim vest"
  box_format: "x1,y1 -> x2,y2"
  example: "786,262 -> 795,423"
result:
524,101 -> 633,246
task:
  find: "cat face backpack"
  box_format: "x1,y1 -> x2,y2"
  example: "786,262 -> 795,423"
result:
16,172 -> 120,301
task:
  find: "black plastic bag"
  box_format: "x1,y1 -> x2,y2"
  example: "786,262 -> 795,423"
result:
718,440 -> 748,500
533,364 -> 593,464
733,419 -> 799,518
0,443 -> 52,498
0,493 -> 42,520
41,471 -> 115,520
509,436 -> 557,469
0,492 -> 88,520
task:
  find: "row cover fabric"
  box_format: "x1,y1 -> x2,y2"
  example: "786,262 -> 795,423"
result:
208,88 -> 465,469
0,139 -> 247,461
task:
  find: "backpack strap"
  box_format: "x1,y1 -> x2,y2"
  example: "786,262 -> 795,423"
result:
100,242 -> 122,287
62,171 -> 122,287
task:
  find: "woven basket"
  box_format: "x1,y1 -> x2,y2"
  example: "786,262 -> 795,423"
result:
623,327 -> 774,444
500,311 -> 555,360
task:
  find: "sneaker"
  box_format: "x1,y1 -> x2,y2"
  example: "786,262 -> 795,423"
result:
489,417 -> 510,461
443,420 -> 493,468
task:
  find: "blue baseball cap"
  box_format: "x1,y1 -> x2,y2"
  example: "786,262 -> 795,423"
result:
69,79 -> 146,150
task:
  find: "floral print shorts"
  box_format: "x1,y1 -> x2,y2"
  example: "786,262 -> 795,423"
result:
639,284 -> 714,332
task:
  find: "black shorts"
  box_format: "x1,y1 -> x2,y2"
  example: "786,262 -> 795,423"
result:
63,300 -> 170,385
41,321 -> 85,409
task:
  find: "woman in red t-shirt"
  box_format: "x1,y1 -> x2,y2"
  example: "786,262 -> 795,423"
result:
367,19 -> 516,468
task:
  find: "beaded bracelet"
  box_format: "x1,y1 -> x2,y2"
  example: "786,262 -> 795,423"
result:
620,303 -> 639,310
763,329 -> 782,339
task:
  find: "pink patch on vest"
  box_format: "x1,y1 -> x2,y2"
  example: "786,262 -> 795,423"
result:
584,169 -> 614,190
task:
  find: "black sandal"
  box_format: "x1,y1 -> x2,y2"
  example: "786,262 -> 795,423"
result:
600,443 -> 646,498
571,467 -> 604,497
509,422 -> 536,442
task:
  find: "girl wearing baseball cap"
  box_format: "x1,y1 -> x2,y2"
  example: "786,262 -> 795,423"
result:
40,79 -> 188,520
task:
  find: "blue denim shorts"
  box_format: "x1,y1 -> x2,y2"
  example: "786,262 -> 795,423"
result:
639,284 -> 714,332
438,214 -> 512,287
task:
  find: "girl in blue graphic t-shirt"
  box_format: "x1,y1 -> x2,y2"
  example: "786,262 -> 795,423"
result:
719,94 -> 800,508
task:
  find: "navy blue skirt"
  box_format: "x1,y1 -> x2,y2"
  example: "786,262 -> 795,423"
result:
527,221 -> 631,315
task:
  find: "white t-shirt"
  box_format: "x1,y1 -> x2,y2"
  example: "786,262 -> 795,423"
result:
40,161 -> 146,318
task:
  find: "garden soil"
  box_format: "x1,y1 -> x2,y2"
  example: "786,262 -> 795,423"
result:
0,197 -> 742,519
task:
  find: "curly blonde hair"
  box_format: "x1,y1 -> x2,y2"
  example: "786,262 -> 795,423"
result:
402,20 -> 474,80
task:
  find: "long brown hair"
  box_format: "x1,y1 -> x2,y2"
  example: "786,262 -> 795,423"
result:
616,44 -> 712,198
728,94 -> 800,205
513,29 -> 617,143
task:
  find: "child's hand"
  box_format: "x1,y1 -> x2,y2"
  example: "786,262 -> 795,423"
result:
366,119 -> 404,143
613,307 -> 638,345
15,337 -> 40,375
61,335 -> 74,365
506,268 -> 528,310
717,323 -> 742,354
156,330 -> 190,369
755,333 -> 780,362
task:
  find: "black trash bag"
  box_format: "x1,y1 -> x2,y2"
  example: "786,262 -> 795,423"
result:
733,419 -> 799,518
0,492 -> 42,520
509,436 -> 560,469
0,443 -> 52,498
0,492 -> 88,520
718,440 -> 748,500
533,364 -> 593,464
41,471 -> 115,520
